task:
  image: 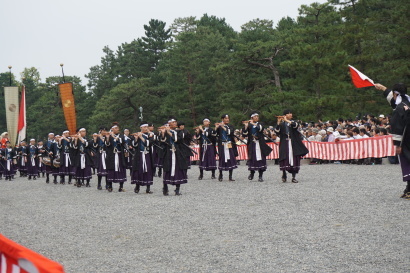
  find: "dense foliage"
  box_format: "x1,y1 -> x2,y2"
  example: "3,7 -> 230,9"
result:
1,0 -> 409,138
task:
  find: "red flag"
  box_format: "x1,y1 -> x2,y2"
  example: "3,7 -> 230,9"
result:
348,65 -> 374,88
17,85 -> 26,143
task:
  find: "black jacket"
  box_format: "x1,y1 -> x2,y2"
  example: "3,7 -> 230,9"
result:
275,121 -> 309,161
243,122 -> 272,159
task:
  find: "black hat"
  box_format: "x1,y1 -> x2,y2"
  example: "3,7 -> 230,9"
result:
283,109 -> 292,115
393,83 -> 407,96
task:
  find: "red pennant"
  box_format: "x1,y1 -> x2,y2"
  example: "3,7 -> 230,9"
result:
348,65 -> 374,88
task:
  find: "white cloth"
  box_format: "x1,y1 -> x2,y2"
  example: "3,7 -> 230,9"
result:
80,154 -> 85,169
224,143 -> 230,163
65,153 -> 70,167
394,91 -> 410,105
114,153 -> 119,172
255,140 -> 262,161
288,139 -> 294,167
141,151 -> 147,173
171,149 -> 176,176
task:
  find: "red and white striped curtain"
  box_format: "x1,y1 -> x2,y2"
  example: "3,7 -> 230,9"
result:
190,135 -> 396,161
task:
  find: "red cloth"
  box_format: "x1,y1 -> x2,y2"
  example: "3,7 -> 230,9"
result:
348,65 -> 374,88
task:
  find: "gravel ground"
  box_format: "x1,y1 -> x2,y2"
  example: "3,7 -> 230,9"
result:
0,162 -> 409,273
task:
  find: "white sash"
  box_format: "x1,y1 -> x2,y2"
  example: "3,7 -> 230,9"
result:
101,151 -> 106,170
114,153 -> 119,172
7,159 -> 11,171
65,153 -> 70,167
80,154 -> 86,169
141,151 -> 147,173
171,150 -> 176,176
288,139 -> 294,166
224,143 -> 230,163
255,140 -> 262,161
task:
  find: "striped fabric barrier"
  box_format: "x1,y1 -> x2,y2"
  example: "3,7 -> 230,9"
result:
190,135 -> 395,161
0,234 -> 65,273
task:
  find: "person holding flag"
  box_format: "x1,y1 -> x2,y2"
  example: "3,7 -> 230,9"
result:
374,83 -> 410,199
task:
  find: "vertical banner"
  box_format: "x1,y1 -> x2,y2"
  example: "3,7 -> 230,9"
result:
58,82 -> 77,135
4,87 -> 20,147
17,85 -> 27,144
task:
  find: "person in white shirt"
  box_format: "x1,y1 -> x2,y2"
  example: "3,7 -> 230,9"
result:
326,127 -> 336,142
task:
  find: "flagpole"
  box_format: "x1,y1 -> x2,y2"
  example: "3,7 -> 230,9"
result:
8,65 -> 12,86
60,63 -> 66,83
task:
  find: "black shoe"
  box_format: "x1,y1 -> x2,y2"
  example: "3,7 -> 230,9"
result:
33,177 -> 36,180
81,181 -> 85,186
163,189 -> 169,196
291,178 -> 298,183
198,175 -> 203,180
218,174 -> 223,182
248,173 -> 254,180
28,176 -> 32,180
53,180 -> 58,184
107,187 -> 113,192
134,187 -> 139,193
77,183 -> 81,188
175,190 -> 182,196
86,182 -> 90,187
211,175 -> 216,179
282,176 -> 287,183
229,177 -> 235,182
146,190 -> 153,194
258,177 -> 264,182
119,188 -> 125,192
46,178 -> 50,184
158,170 -> 162,178
97,186 -> 102,190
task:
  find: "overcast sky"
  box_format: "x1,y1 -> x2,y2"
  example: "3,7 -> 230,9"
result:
0,0 -> 326,86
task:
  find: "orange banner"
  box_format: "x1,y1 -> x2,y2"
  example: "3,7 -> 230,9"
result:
0,234 -> 65,273
58,83 -> 76,135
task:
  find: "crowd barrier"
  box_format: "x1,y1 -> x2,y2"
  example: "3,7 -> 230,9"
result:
190,135 -> 395,161
0,234 -> 65,273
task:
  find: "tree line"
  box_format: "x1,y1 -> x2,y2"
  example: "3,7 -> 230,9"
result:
1,0 -> 408,139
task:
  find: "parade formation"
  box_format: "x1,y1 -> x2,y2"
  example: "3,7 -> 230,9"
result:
0,111 -> 311,196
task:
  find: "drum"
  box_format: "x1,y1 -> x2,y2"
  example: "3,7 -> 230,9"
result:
42,156 -> 52,166
53,156 -> 61,168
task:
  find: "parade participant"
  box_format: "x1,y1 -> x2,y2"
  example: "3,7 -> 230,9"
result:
17,141 -> 29,177
1,141 -> 16,181
37,141 -> 46,177
275,110 -> 309,183
177,121 -> 193,170
131,122 -> 154,194
105,123 -> 127,192
0,132 -> 9,148
27,139 -> 38,180
215,114 -> 238,182
45,133 -> 59,184
57,130 -> 74,184
148,123 -> 158,176
72,128 -> 92,187
374,83 -> 410,198
93,127 -> 109,190
160,117 -> 189,196
195,118 -> 217,180
123,128 -> 134,176
90,133 -> 99,175
154,124 -> 166,178
242,112 -> 272,182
